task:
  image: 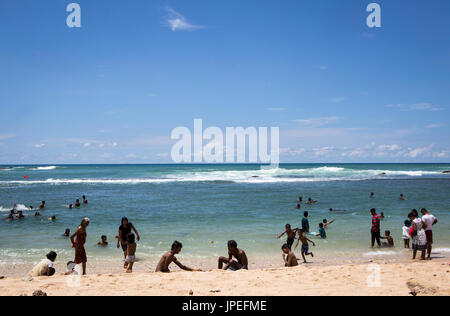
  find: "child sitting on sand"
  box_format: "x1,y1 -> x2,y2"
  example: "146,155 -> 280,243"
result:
294,229 -> 315,263
155,241 -> 201,273
124,233 -> 136,273
282,244 -> 298,267
402,221 -> 411,248
277,224 -> 298,250
381,230 -> 394,247
28,251 -> 57,277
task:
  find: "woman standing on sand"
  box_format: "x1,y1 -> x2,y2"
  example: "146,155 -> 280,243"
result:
70,217 -> 90,275
117,217 -> 140,267
410,213 -> 427,260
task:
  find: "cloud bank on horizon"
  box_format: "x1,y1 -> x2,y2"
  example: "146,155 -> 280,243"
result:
0,0 -> 449,164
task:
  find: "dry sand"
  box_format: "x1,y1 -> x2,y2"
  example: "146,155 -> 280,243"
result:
0,260 -> 448,296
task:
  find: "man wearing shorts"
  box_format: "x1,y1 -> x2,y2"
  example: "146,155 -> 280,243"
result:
370,208 -> 381,248
421,208 -> 438,259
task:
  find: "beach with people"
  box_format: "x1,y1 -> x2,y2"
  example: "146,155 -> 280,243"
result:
0,163 -> 449,296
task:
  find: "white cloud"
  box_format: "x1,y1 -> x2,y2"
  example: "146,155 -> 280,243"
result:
0,133 -> 15,140
329,97 -> 345,103
126,153 -> 137,159
342,149 -> 365,157
34,144 -> 45,149
432,150 -> 449,158
314,147 -> 335,157
293,116 -> 339,126
266,107 -> 286,112
111,142 -> 118,147
377,144 -> 401,151
406,145 -> 434,158
427,124 -> 444,129
387,103 -> 443,112
83,143 -> 91,148
165,8 -> 203,32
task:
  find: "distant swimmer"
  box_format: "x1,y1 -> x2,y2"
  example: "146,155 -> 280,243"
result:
34,211 -> 41,217
16,211 -> 25,219
6,213 -> 14,221
323,218 -> 336,228
39,201 -> 45,209
380,212 -> 385,220
68,204 -> 73,209
281,244 -> 298,267
298,197 -> 303,203
399,194 -> 407,200
218,240 -> 249,271
306,198 -> 317,205
329,208 -> 346,213
83,195 -> 88,204
75,200 -> 81,208
296,204 -> 301,209
155,241 -> 201,273
49,216 -> 56,221
311,223 -> 327,239
98,235 -> 108,247
370,192 -> 375,198
63,228 -> 70,237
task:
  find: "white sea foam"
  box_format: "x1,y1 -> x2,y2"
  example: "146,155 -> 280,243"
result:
363,251 -> 397,257
32,166 -> 57,171
433,248 -> 450,253
0,166 -> 445,185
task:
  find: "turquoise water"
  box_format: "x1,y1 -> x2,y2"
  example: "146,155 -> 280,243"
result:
0,164 -> 449,266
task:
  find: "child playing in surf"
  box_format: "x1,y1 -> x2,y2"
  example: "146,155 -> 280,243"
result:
282,244 -> 298,267
218,240 -> 249,271
294,229 -> 315,263
381,230 -> 394,247
277,224 -> 298,250
155,241 -> 201,273
98,235 -> 108,246
124,233 -> 136,273
402,221 -> 411,248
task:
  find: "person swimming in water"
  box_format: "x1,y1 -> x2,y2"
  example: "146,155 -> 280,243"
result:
75,200 -> 81,208
83,195 -> 88,204
307,198 -> 317,205
63,228 -> 70,237
323,218 -> 336,228
38,201 -> 45,210
400,194 -> 407,200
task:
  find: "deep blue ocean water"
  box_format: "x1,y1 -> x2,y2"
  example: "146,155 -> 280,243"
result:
1,164 -> 449,266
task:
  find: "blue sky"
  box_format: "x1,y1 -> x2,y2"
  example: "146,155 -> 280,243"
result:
0,0 -> 449,164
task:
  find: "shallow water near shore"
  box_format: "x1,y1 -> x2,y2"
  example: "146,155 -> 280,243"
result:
0,163 -> 449,274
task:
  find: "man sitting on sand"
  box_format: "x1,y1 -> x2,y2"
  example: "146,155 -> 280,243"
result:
218,240 -> 248,271
155,241 -> 201,273
28,251 -> 57,277
281,244 -> 298,267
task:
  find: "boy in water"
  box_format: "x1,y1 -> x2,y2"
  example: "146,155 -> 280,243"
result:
63,228 -> 70,237
307,198 -> 317,205
318,223 -> 326,239
124,233 -> 136,273
155,241 -> 201,273
98,235 -> 108,246
402,221 -> 411,248
381,230 -> 394,247
294,229 -> 315,263
218,240 -> 249,271
277,224 -> 298,250
323,218 -> 336,228
281,244 -> 298,267
39,201 -> 45,209
75,200 -> 81,208
83,195 -> 88,204
16,211 -> 25,219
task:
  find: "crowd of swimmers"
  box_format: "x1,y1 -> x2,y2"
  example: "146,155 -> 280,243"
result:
3,191 -> 440,278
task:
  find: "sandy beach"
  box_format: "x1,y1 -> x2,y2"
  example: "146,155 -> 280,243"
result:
1,259 -> 448,296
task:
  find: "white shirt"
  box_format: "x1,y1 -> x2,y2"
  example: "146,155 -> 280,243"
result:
422,214 -> 436,231
402,226 -> 410,239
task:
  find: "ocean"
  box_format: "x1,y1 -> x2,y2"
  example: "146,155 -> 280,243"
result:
1,164 -> 449,270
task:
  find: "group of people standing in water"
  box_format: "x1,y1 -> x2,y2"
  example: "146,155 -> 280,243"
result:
21,191 -> 440,278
